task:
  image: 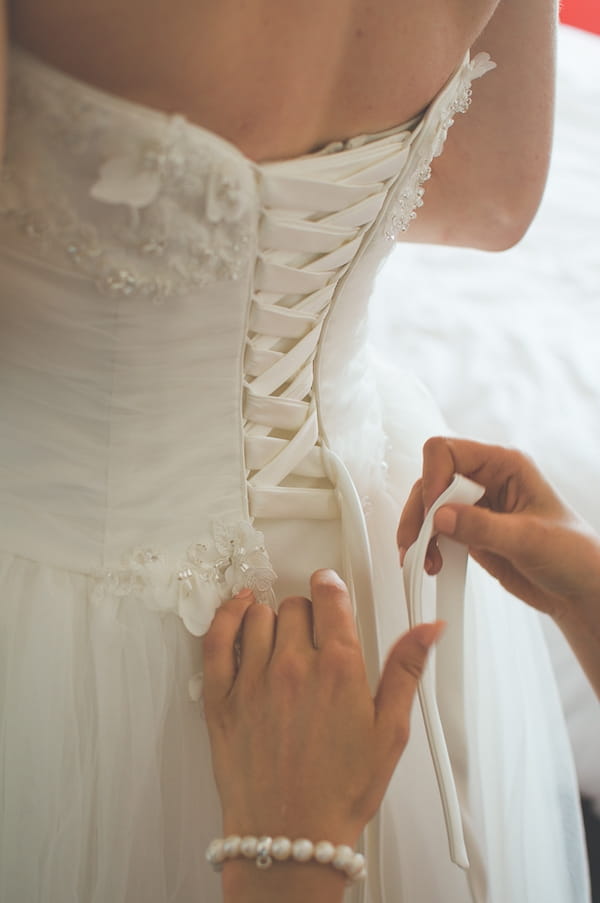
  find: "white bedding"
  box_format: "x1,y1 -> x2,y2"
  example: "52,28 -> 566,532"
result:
372,24 -> 600,810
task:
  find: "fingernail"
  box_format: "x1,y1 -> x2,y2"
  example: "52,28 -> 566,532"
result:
434,507 -> 457,535
234,587 -> 254,600
418,621 -> 446,649
398,547 -> 407,567
313,568 -> 346,588
424,557 -> 434,574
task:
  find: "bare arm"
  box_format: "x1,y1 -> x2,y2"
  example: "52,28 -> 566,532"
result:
400,0 -> 558,250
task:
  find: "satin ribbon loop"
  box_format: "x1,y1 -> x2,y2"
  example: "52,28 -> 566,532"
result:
402,474 -> 485,870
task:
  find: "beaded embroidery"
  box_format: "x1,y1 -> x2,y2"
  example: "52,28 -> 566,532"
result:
385,52 -> 496,239
90,520 -> 277,636
0,58 -> 254,302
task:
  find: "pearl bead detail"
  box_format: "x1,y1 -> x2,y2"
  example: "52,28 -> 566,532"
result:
223,835 -> 242,858
240,836 -> 259,858
271,836 -> 293,860
206,835 -> 367,884
292,838 -> 314,862
332,844 -> 354,870
314,840 -> 336,864
347,852 -> 367,879
205,838 -> 226,867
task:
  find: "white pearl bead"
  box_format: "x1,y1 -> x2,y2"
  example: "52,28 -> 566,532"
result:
332,844 -> 354,870
292,838 -> 314,862
223,835 -> 242,858
346,852 -> 366,878
314,841 -> 336,864
205,838 -> 226,865
271,836 -> 293,860
240,836 -> 259,858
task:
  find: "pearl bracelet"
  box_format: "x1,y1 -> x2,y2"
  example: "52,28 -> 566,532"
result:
206,835 -> 367,883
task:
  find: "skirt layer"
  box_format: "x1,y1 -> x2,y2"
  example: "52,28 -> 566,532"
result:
0,358 -> 590,903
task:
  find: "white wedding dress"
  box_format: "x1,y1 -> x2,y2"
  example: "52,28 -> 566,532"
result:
0,45 -> 590,903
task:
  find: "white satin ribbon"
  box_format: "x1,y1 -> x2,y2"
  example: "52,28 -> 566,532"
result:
320,446 -> 383,903
402,474 -> 484,870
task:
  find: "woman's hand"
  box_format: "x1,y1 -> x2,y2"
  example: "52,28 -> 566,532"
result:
202,569 -> 442,903
397,436 -> 600,695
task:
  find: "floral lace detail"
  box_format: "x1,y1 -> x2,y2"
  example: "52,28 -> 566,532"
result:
0,52 -> 255,302
385,52 -> 496,239
90,520 -> 277,636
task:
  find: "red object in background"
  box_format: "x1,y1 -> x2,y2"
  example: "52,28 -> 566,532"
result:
560,0 -> 600,35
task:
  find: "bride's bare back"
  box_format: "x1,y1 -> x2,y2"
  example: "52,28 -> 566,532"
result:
7,0 -> 496,160
1,0 -> 557,247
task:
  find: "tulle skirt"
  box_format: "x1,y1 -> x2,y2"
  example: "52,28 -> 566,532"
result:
0,354 -> 590,903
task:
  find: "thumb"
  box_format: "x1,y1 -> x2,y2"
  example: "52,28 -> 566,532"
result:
375,622 -> 444,746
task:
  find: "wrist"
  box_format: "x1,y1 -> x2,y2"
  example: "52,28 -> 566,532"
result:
543,528 -> 600,629
222,857 -> 347,903
221,812 -> 362,850
215,834 -> 365,903
551,588 -> 600,699
551,576 -> 600,635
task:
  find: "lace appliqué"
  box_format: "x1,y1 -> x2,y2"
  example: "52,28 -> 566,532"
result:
90,520 -> 277,636
1,60 -> 254,301
385,52 -> 496,239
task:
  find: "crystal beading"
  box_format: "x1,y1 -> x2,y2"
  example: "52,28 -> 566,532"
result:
385,51 -> 496,239
1,56 -> 254,302
89,519 -> 277,636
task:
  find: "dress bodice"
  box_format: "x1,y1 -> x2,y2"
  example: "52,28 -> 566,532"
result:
0,46 -> 494,629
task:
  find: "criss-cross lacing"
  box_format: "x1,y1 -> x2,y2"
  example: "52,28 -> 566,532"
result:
244,134 -> 414,522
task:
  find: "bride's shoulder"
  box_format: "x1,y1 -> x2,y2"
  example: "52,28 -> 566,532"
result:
397,0 -> 557,251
